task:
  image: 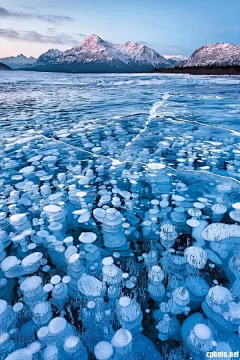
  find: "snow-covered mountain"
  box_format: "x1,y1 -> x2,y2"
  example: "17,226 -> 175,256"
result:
35,49 -> 63,65
163,55 -> 189,67
164,55 -> 188,62
29,34 -> 171,73
184,43 -> 240,67
115,41 -> 169,67
0,54 -> 36,69
54,35 -> 129,65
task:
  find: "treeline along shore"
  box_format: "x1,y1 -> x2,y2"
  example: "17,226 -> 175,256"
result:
153,65 -> 240,75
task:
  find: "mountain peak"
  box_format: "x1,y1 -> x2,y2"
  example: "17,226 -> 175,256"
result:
185,42 -> 240,67
81,34 -> 105,47
45,48 -> 61,54
88,34 -> 102,40
39,49 -> 62,57
37,49 -> 62,63
124,41 -> 144,48
116,41 -> 169,66
125,40 -> 138,45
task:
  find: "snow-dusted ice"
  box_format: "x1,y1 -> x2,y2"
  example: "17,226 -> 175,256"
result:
0,71 -> 240,359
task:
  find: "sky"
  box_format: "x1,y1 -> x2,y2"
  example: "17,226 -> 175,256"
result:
0,0 -> 240,58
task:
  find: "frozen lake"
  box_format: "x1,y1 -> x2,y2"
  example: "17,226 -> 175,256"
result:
1,71 -> 240,180
0,71 -> 240,359
1,71 -> 240,131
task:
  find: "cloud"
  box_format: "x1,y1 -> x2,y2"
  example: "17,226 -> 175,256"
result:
75,33 -> 87,37
14,3 -> 35,10
0,28 -> 81,45
0,6 -> 74,24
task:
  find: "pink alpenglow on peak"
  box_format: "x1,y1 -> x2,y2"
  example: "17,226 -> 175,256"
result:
116,41 -> 169,66
27,34 -> 171,73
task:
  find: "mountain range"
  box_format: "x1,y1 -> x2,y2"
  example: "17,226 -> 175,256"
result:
0,54 -> 36,69
1,34 -> 171,73
1,36 -> 240,73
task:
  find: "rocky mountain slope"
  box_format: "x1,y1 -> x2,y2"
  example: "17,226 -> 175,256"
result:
184,43 -> 240,67
0,62 -> 11,70
33,49 -> 63,66
115,41 -> 169,67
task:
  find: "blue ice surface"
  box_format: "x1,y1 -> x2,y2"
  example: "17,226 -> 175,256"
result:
0,71 -> 240,360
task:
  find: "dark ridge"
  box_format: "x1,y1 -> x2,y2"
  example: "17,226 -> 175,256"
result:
0,62 -> 11,70
153,65 -> 240,75
23,61 -> 167,74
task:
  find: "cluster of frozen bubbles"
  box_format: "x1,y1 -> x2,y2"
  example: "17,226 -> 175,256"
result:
0,124 -> 240,360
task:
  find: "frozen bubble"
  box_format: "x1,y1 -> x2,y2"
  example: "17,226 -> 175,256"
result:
43,345 -> 58,359
78,274 -> 105,297
119,296 -> 131,307
147,163 -> 166,170
19,165 -> 35,175
184,246 -> 207,269
94,341 -> 113,360
62,276 -> 71,284
22,252 -> 43,268
0,332 -> 9,345
42,265 -> 51,272
193,323 -> 211,340
211,204 -> 227,214
232,202 -> 240,210
102,257 -> 114,266
111,328 -> 132,347
64,335 -> 79,350
208,285 -> 232,305
1,256 -> 21,272
13,302 -> 24,313
201,223 -> 240,241
186,218 -> 200,228
10,213 -> 28,225
79,232 -> 97,244
20,276 -> 42,292
43,205 -> 61,214
50,275 -> 61,285
87,301 -> 96,309
43,283 -> 53,293
48,317 -> 67,335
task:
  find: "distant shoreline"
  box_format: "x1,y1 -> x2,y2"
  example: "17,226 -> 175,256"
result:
152,65 -> 240,75
2,66 -> 240,76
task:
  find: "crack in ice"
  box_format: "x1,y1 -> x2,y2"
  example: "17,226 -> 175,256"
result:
9,87 -> 240,188
125,93 -> 171,148
31,131 -> 240,186
163,116 -> 240,137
